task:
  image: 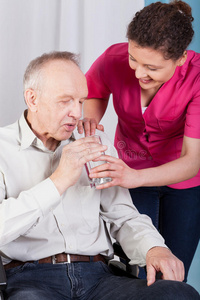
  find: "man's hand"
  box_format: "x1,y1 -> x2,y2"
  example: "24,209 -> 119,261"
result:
146,247 -> 184,286
50,136 -> 107,195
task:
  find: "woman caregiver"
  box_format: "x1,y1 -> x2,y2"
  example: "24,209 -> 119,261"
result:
78,0 -> 200,282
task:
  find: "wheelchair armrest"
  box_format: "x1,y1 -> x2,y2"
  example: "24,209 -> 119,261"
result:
0,256 -> 7,291
111,242 -> 139,278
113,242 -> 130,262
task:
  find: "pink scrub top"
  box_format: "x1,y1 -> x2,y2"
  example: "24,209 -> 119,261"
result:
86,43 -> 200,189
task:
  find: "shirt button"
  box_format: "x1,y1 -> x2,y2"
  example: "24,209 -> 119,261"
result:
69,244 -> 73,250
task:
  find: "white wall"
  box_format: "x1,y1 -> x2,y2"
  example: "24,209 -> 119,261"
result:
0,0 -> 199,292
59,0 -> 144,141
0,0 -> 144,144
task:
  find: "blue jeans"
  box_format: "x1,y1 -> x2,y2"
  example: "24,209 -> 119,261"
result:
129,185 -> 200,281
3,261 -> 200,299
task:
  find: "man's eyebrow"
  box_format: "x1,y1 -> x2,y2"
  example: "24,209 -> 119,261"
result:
57,95 -> 87,101
57,94 -> 72,99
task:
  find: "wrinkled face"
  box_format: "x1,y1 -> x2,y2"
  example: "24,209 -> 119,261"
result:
32,60 -> 88,142
128,40 -> 184,91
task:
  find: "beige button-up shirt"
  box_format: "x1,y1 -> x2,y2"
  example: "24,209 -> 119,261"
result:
0,112 -> 166,266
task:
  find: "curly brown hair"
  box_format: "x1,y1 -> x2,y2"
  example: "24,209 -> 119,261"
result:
126,0 -> 194,60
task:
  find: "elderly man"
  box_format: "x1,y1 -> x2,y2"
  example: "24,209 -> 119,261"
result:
0,51 -> 199,300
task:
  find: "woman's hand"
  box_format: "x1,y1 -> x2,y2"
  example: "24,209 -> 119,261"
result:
89,155 -> 141,189
77,118 -> 104,136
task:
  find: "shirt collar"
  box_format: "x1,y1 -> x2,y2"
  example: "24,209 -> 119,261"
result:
19,111 -> 37,150
19,110 -> 76,151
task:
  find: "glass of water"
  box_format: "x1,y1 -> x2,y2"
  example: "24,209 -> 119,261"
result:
85,135 -> 112,188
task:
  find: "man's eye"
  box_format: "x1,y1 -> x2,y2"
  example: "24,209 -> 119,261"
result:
61,100 -> 71,104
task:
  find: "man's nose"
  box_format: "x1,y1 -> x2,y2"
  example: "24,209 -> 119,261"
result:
69,101 -> 82,119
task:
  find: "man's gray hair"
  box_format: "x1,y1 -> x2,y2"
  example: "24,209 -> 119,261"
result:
23,51 -> 80,93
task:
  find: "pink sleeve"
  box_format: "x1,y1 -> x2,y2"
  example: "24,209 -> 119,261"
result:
86,51 -> 111,100
184,75 -> 200,139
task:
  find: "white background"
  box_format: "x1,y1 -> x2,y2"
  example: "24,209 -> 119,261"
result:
0,0 -> 143,143
0,0 -> 199,292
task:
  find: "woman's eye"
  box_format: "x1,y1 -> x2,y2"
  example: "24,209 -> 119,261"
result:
148,67 -> 157,71
129,56 -> 136,62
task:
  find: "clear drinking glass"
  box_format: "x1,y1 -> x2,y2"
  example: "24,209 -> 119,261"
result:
85,135 -> 112,188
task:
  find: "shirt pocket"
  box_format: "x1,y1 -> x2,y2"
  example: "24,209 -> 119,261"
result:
157,114 -> 185,136
79,185 -> 101,232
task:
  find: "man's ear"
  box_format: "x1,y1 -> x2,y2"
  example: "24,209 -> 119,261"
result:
178,51 -> 187,67
24,89 -> 38,112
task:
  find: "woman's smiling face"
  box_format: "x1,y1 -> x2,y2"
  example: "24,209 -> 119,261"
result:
128,40 -> 186,92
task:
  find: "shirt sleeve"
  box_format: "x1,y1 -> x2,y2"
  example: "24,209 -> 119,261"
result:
86,50 -> 111,100
100,186 -> 167,267
184,75 -> 200,138
98,131 -> 167,267
0,177 -> 60,246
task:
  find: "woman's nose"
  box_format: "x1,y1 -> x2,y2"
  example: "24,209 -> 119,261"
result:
135,65 -> 147,79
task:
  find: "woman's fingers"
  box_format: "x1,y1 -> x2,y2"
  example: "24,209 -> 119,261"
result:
77,118 -> 104,136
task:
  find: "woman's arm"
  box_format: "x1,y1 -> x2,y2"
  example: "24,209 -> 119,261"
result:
89,135 -> 200,189
77,98 -> 109,136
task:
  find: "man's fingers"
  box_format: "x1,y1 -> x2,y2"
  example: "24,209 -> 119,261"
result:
65,136 -> 105,149
146,265 -> 156,286
146,247 -> 185,285
161,260 -> 184,282
161,265 -> 176,281
79,150 -> 107,168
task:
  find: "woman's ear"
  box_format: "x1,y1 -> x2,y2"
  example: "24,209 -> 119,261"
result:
24,89 -> 38,112
178,51 -> 187,67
